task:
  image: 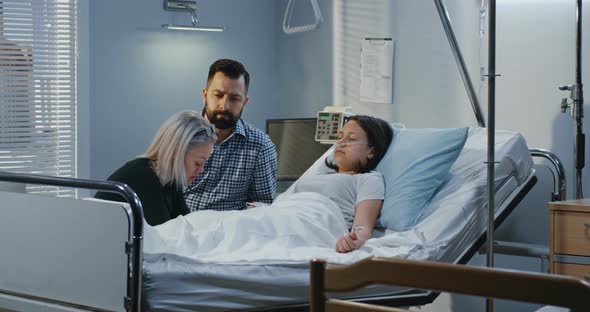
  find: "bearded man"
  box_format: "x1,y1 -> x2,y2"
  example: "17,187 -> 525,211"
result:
184,59 -> 277,211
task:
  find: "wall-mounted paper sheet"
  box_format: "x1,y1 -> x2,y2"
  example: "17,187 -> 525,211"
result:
360,38 -> 394,104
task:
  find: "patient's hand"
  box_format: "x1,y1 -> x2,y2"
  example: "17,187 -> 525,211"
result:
336,231 -> 366,253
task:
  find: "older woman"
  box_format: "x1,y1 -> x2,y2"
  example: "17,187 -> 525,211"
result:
95,111 -> 216,226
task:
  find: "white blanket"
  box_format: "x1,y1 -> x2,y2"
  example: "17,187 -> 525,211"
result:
143,192 -> 423,265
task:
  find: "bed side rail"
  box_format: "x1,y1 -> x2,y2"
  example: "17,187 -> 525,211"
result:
480,149 -> 564,267
0,171 -> 143,312
310,257 -> 590,312
530,148 -> 566,201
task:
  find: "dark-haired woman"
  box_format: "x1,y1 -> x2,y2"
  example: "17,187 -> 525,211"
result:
282,115 -> 393,253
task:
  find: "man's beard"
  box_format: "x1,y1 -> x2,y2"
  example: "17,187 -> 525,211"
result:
203,104 -> 242,130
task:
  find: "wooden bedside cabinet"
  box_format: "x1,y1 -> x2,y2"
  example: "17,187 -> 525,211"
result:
548,199 -> 590,280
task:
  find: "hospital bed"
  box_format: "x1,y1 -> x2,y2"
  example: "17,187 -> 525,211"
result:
0,128 -> 556,312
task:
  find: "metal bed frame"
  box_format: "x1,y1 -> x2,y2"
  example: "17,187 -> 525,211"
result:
0,171 -> 144,312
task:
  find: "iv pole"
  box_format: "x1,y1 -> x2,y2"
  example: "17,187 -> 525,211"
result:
486,0 -> 497,311
434,3 -> 497,310
560,0 -> 585,200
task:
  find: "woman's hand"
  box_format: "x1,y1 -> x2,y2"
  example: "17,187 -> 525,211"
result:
336,231 -> 367,253
336,199 -> 383,253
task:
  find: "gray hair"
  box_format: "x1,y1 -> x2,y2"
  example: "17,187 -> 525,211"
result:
141,111 -> 216,188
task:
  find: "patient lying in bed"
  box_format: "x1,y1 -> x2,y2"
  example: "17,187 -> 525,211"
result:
144,115 -> 393,256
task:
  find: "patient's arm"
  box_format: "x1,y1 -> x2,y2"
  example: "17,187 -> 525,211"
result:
336,199 -> 383,253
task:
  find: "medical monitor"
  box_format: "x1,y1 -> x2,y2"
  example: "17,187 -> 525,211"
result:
266,118 -> 331,185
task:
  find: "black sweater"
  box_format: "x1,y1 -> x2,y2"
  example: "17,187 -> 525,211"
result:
95,158 -> 190,226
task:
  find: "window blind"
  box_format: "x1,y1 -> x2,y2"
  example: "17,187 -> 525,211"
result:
0,0 -> 77,197
333,0 -> 391,107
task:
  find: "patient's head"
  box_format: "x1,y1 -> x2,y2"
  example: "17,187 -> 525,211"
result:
326,115 -> 393,174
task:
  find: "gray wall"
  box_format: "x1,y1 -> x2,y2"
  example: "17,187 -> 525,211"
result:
88,0 -> 279,180
492,0 -> 584,243
390,0 -> 482,127
275,0 -> 334,118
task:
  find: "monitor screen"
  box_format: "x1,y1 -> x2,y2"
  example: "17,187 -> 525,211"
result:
266,118 -> 331,181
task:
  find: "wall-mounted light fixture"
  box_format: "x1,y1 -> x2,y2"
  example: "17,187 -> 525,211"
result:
162,0 -> 225,32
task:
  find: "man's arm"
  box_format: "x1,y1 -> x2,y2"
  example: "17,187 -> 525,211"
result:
247,139 -> 277,203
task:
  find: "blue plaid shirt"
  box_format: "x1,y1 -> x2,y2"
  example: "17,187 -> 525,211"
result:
184,118 -> 277,211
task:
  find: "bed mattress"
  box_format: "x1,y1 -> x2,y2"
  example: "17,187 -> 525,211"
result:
142,128 -> 534,312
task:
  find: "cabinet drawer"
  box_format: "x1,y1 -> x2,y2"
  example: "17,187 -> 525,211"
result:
553,262 -> 590,280
553,211 -> 590,256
